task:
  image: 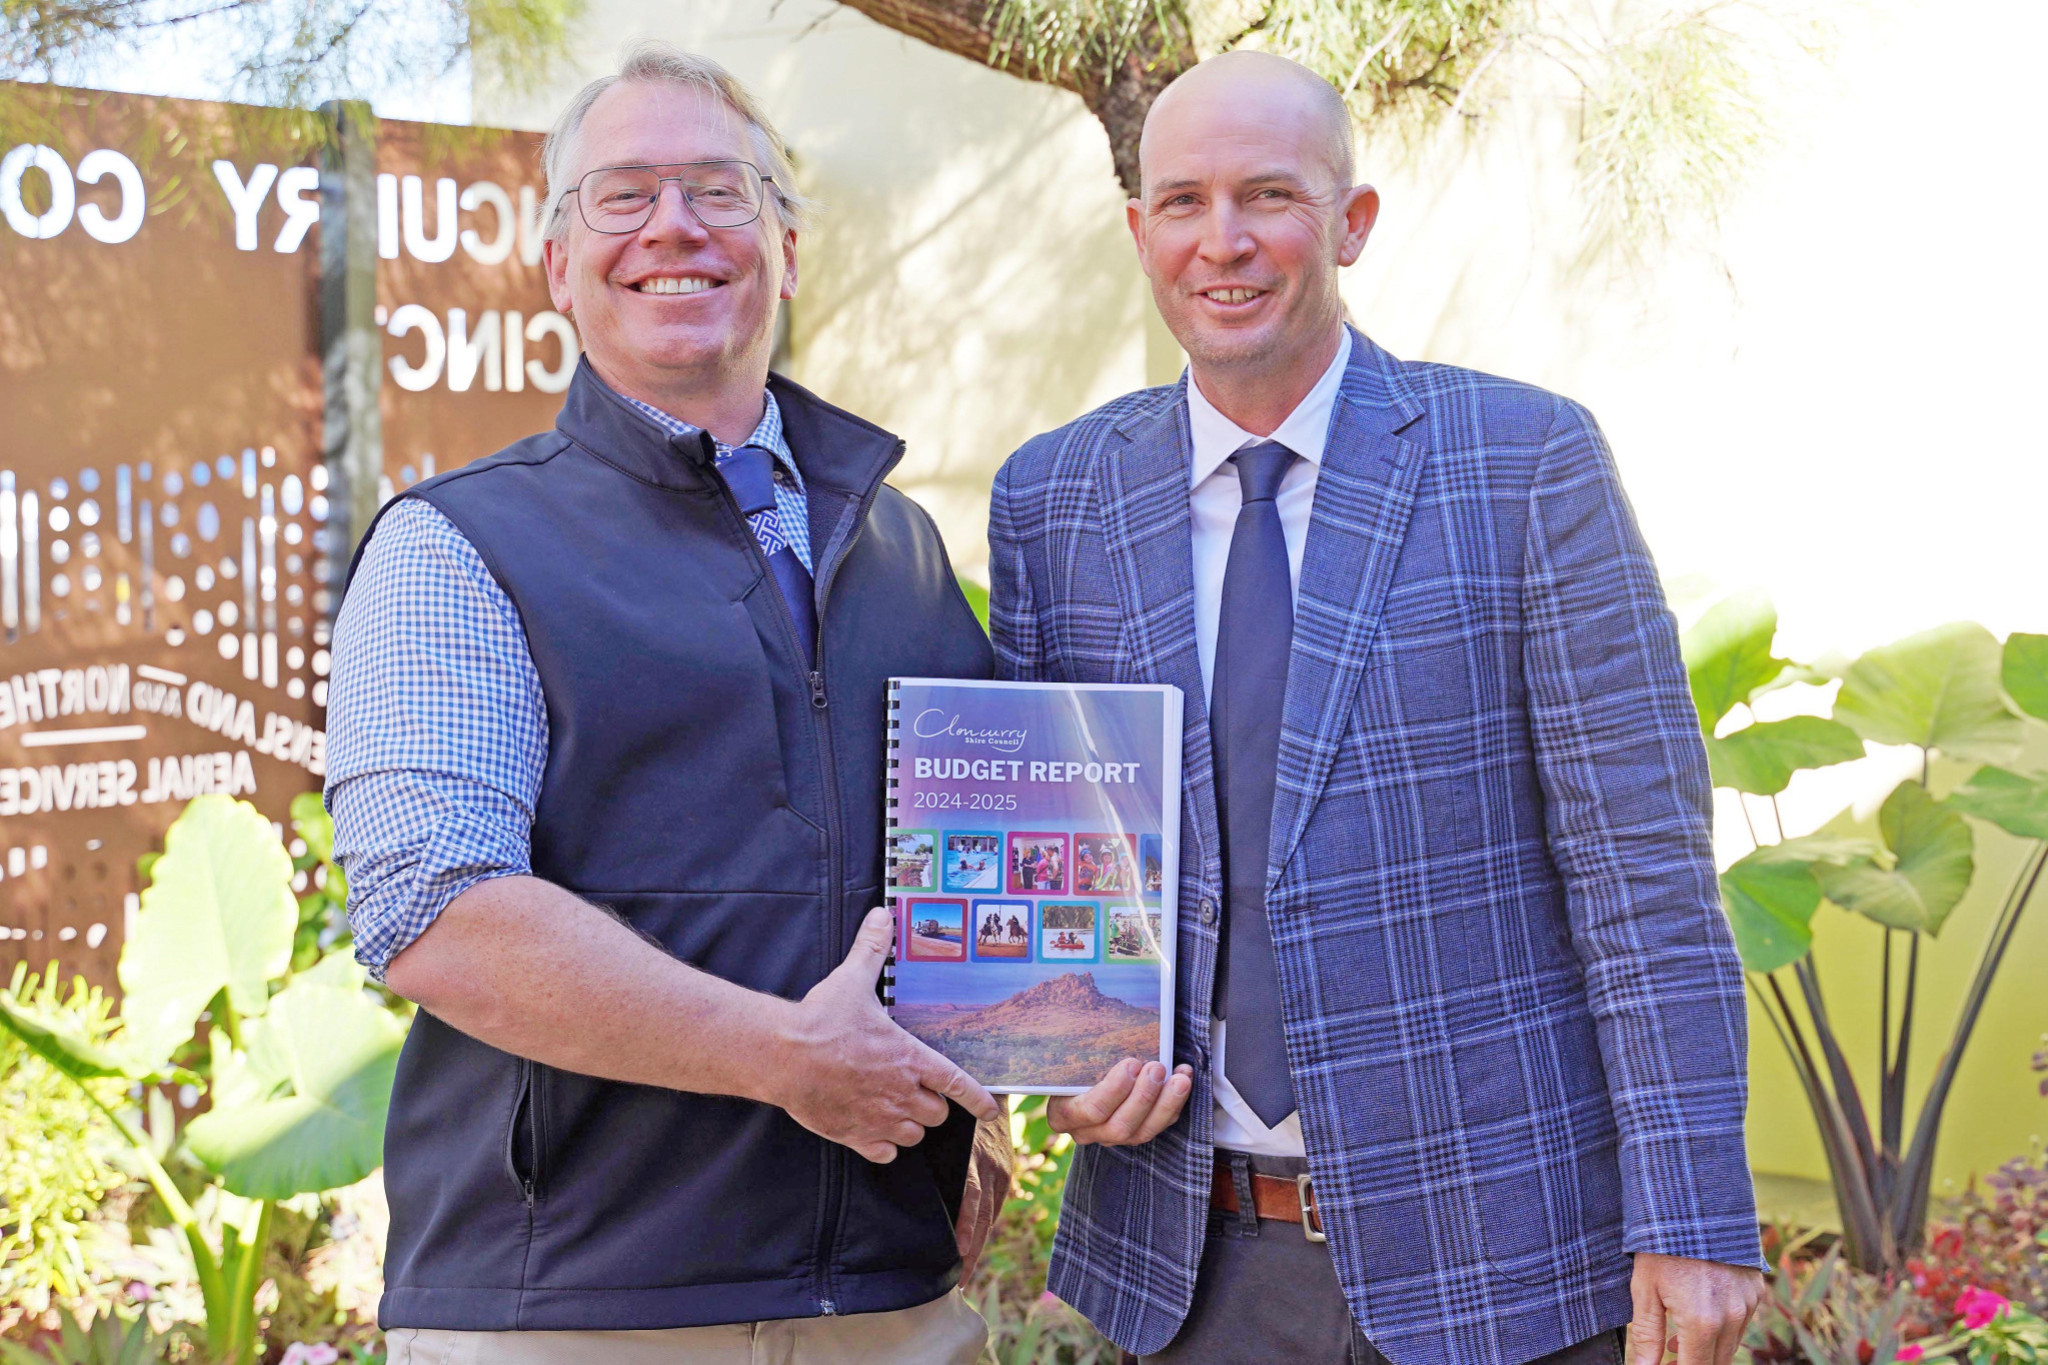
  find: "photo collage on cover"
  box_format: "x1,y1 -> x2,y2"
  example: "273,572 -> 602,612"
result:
888,827 -> 1166,968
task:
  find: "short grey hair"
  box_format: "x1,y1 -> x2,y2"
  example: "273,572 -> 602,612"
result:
541,41 -> 815,240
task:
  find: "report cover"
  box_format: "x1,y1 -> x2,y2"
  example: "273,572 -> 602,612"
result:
885,678 -> 1183,1094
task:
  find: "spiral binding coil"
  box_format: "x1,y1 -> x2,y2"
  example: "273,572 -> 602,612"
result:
879,679 -> 901,1008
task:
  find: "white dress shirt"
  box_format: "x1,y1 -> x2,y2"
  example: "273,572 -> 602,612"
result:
1186,327 -> 1351,1157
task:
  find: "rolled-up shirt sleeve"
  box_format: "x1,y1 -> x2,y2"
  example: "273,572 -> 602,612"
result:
323,497 -> 548,981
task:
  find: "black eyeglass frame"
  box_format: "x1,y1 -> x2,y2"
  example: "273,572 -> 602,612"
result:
564,159 -> 780,234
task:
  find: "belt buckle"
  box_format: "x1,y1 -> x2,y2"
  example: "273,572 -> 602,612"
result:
1295,1173 -> 1326,1243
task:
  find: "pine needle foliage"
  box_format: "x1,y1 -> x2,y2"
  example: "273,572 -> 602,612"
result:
1254,0 -> 1523,127
0,0 -> 582,113
985,0 -> 1189,88
1568,5 -> 1774,241
876,0 -> 1809,245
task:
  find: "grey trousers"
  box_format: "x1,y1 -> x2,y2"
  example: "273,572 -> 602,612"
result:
1142,1154 -> 1626,1365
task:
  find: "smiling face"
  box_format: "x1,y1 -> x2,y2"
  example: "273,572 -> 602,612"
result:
1130,53 -> 1377,388
543,79 -> 796,409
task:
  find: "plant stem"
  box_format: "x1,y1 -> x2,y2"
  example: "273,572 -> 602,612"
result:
1763,971 -> 1887,1267
1752,977 -> 1862,1262
1737,793 -> 1762,849
1793,953 -> 1881,1183
221,1197 -> 273,1365
1879,928 -> 1892,1136
1891,934 -> 1919,1156
74,1081 -> 228,1337
1893,838 -> 2048,1250
77,1084 -> 196,1227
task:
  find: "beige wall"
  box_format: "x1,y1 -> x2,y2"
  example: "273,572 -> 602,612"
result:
479,0 -> 2048,1203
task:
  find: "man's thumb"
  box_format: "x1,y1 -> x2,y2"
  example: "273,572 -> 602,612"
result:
837,906 -> 894,983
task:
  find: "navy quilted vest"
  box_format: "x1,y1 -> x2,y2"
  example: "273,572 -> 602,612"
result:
354,361 -> 993,1331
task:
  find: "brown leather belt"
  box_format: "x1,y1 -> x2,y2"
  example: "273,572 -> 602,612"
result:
1210,1155 -> 1326,1242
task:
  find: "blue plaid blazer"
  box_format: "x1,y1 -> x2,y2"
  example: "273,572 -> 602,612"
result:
988,330 -> 1762,1364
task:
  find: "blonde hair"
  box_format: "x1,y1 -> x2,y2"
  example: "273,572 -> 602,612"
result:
541,41 -> 815,240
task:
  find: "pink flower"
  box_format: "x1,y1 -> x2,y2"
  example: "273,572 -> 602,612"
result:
1896,1347 -> 1925,1362
1957,1286 -> 2011,1331
280,1346 -> 339,1365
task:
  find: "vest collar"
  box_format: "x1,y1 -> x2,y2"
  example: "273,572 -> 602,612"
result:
553,357 -> 904,496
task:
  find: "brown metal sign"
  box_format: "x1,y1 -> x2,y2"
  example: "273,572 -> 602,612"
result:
0,84 -> 575,988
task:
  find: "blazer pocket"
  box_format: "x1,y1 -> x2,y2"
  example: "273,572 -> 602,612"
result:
1450,998 -> 1627,1286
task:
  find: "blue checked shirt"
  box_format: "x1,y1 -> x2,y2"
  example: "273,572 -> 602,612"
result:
325,389 -> 806,980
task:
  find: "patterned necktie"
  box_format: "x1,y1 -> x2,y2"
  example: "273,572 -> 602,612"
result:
716,444 -> 817,662
1212,440 -> 1299,1127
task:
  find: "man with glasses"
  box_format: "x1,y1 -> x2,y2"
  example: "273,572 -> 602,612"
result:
327,42 -> 1000,1365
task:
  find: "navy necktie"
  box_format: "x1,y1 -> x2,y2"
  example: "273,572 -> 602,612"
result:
717,445 -> 817,663
1213,440 -> 1299,1127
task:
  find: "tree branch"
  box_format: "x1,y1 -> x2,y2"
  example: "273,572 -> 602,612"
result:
836,0 -> 1076,89
836,0 -> 1194,194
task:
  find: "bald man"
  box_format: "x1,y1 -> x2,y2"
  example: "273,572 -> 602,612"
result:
989,52 -> 1766,1365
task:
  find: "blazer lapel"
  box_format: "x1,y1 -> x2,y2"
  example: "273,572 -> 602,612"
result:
1098,385 -> 1220,882
1269,332 -> 1427,883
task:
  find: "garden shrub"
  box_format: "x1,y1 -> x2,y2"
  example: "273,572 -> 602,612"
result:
1746,1236 -> 1921,1363
966,1097 -> 1114,1365
1909,1148 -> 2048,1325
0,971 -> 131,1310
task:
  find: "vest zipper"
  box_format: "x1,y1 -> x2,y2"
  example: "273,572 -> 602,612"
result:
707,435 -> 903,1317
801,441 -> 900,1316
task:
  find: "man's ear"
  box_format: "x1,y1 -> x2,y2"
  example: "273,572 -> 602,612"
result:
543,237 -> 574,314
1125,198 -> 1149,272
780,226 -> 799,301
1336,185 -> 1379,268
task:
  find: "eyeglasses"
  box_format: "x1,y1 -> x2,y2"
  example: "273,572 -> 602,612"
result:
567,160 -> 776,233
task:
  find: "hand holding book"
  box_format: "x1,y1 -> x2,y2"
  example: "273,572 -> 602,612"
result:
1046,1057 -> 1196,1146
772,907 -> 1001,1164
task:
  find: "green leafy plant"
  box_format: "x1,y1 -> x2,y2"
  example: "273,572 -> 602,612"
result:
967,1097 -> 1114,1365
0,1303 -> 164,1365
1909,1147 -> 2048,1327
0,970 -> 132,1307
1688,599 -> 2048,1274
0,796 -> 406,1365
1908,1287 -> 2048,1363
1744,1236 -> 1921,1363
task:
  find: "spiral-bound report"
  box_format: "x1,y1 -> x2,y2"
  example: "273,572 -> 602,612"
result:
884,676 -> 1183,1095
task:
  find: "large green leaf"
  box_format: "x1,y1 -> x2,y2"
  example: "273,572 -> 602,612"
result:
118,796 -> 296,1068
1681,591 -> 1789,733
1766,831 -> 1883,866
1718,832 -> 1875,972
184,955 -> 406,1199
1817,783 -> 1975,935
1721,852 -> 1822,973
1833,623 -> 2024,762
1945,765 -> 2048,840
2005,632 -> 2048,722
1705,716 -> 1866,795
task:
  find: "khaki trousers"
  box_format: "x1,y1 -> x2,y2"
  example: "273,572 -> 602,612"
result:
382,1290 -> 988,1365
